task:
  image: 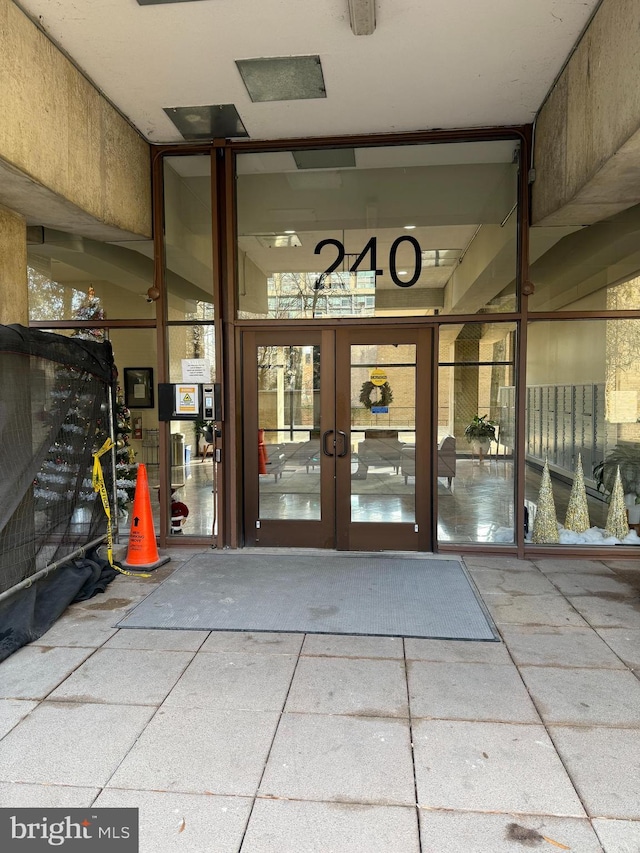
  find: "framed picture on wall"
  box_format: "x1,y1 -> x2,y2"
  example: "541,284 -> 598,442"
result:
124,367 -> 154,409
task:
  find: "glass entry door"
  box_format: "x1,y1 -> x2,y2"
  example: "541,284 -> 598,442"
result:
242,328 -> 433,550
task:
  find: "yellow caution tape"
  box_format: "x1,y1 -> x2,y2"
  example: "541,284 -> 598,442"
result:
92,438 -> 151,578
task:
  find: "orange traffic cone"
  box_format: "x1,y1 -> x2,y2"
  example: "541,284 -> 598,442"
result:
119,464 -> 170,571
258,429 -> 269,475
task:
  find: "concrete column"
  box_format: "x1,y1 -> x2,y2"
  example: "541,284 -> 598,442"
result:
453,328 -> 481,441
0,204 -> 27,325
533,0 -> 640,226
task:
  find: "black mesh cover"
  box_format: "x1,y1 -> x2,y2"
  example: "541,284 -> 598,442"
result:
0,325 -> 116,597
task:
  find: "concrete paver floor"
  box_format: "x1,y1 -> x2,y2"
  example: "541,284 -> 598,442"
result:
0,550 -> 639,852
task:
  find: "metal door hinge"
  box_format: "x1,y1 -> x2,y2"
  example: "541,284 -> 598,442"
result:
256,520 -> 261,529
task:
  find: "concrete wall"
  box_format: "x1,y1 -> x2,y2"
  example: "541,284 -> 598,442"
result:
533,0 -> 640,227
0,205 -> 27,324
0,0 -> 151,242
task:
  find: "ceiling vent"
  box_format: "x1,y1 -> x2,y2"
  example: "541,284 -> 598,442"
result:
236,56 -> 326,103
164,104 -> 248,139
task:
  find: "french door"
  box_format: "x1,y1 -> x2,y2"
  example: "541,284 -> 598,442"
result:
242,327 -> 433,550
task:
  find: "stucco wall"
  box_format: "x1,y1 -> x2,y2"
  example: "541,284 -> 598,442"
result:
0,0 -> 150,241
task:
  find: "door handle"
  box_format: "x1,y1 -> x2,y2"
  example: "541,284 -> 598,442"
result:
322,429 -> 335,457
336,430 -> 348,457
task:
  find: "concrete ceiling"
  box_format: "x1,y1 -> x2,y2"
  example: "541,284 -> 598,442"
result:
14,0 -> 601,144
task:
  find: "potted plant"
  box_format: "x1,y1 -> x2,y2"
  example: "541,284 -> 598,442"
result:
464,415 -> 497,457
593,444 -> 640,524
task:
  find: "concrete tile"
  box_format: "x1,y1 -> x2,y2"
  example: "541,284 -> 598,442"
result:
601,559 -> 640,571
535,559 -> 612,575
483,593 -> 587,627
404,638 -> 511,664
0,701 -> 154,787
0,699 -> 38,738
301,634 -> 404,659
408,661 -> 540,723
259,713 -> 415,806
34,610 -> 119,647
108,707 -> 279,796
73,582 -> 153,610
592,818 -> 640,852
105,629 -> 210,651
469,569 -> 558,595
419,810 -> 604,852
598,627 -> 640,668
285,657 -> 408,717
48,648 -> 194,706
545,572 -> 637,597
242,799 -> 420,853
163,652 -> 296,711
520,666 -> 640,726
200,631 -> 303,655
413,719 -> 585,816
566,595 -> 640,628
94,788 -> 252,853
500,626 -> 626,668
0,645 -> 94,699
550,726 -> 640,819
0,782 -> 99,808
462,557 -> 536,572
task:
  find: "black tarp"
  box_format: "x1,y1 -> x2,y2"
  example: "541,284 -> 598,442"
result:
0,325 -> 118,661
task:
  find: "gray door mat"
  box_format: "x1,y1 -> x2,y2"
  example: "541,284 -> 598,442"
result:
116,553 -> 498,641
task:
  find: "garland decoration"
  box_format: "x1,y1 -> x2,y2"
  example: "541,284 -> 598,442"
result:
359,380 -> 393,410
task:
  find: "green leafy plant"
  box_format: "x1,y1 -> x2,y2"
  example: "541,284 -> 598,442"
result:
464,414 -> 497,444
593,444 -> 640,502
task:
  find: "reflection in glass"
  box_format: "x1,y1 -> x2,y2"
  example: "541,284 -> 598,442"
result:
28,231 -> 155,322
163,155 -> 214,320
257,345 -> 322,520
529,203 -> 640,313
526,319 -> 640,545
350,344 -> 416,524
437,322 -> 516,544
236,139 -> 520,320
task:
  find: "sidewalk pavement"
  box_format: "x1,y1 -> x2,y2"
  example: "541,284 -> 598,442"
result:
0,550 -> 639,852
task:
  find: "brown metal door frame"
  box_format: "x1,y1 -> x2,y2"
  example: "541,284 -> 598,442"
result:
242,325 -> 433,551
242,328 -> 335,548
335,326 -> 433,552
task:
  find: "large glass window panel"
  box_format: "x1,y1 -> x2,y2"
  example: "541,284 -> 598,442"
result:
526,320 -> 640,545
236,139 -> 520,320
438,322 -> 516,544
167,323 -> 217,537
350,343 -> 416,524
257,344 -> 322,521
163,155 -> 214,320
28,229 -> 155,322
106,329 -> 159,535
529,202 -> 640,312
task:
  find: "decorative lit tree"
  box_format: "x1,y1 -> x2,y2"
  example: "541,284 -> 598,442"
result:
564,453 -> 591,533
531,460 -> 559,544
605,466 -> 630,540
